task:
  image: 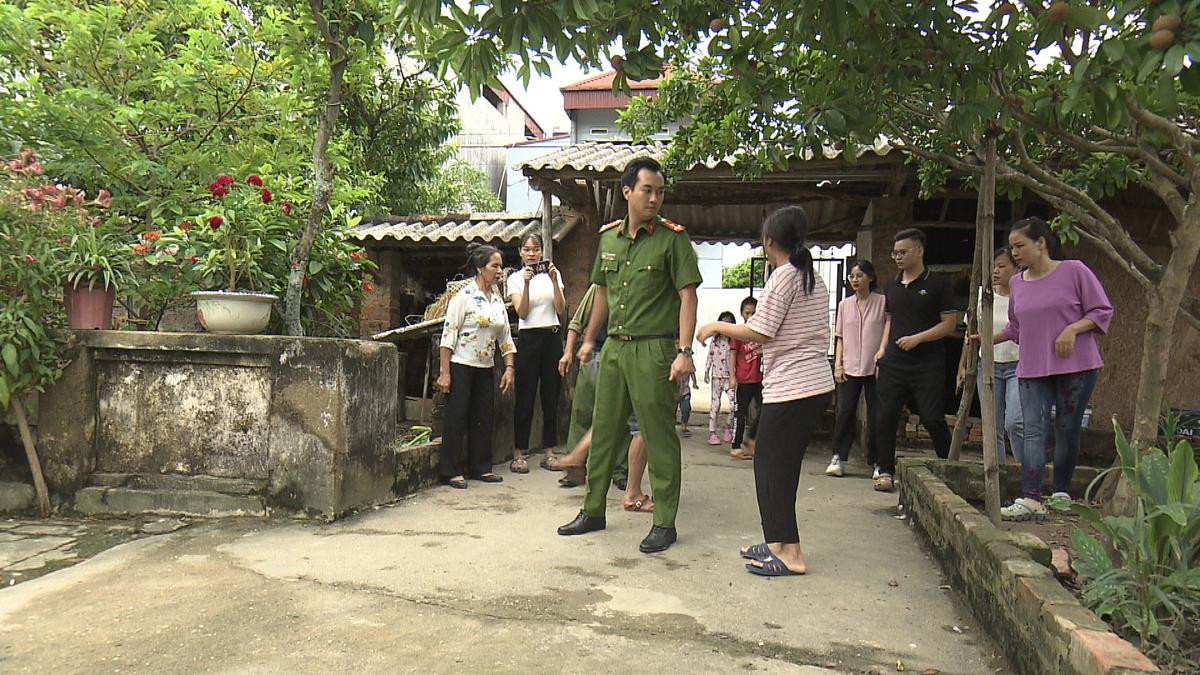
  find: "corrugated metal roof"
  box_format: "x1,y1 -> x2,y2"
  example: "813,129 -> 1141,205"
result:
519,138 -> 899,174
352,212 -> 577,246
561,69 -> 666,92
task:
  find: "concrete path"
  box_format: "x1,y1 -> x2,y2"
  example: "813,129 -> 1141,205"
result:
0,436 -> 1011,674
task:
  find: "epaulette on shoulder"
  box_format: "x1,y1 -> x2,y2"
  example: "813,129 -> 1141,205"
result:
660,218 -> 685,232
598,219 -> 622,233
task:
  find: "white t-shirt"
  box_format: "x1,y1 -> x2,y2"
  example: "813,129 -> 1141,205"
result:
506,269 -> 564,330
978,291 -> 1020,363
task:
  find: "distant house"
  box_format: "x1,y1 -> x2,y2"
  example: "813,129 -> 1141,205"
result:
454,84 -> 545,209
560,70 -> 681,143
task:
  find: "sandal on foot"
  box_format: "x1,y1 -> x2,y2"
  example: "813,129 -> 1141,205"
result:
624,498 -> 654,513
442,477 -> 468,489
1001,497 -> 1048,521
540,454 -> 563,471
509,457 -> 529,474
730,449 -> 754,460
558,465 -> 585,487
746,551 -> 805,577
873,474 -> 894,492
740,543 -> 771,561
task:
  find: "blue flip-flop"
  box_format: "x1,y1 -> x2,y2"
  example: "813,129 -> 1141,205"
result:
739,543 -> 771,561
746,551 -> 806,577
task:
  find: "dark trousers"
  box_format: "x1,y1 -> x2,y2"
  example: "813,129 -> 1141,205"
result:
732,382 -> 763,449
514,327 -> 563,451
875,363 -> 951,475
754,393 -> 830,543
831,375 -> 877,463
440,362 -> 495,478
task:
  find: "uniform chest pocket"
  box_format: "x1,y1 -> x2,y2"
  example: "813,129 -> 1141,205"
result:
633,260 -> 664,277
599,258 -> 619,274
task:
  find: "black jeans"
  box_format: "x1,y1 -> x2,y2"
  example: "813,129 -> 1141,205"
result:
514,327 -> 563,451
831,375 -> 877,463
874,363 -> 951,476
440,362 -> 495,478
754,393 -> 830,544
732,382 -> 763,449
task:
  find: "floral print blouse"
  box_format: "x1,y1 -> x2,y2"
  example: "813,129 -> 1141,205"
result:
705,335 -> 732,380
440,282 -> 517,369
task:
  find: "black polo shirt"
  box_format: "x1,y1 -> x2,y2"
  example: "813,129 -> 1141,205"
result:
880,268 -> 956,369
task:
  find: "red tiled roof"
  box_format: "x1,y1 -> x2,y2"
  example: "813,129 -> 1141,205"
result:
560,69 -> 667,92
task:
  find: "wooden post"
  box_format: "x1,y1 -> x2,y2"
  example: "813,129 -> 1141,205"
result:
542,191 -> 554,260
949,213 -> 985,460
12,397 -> 50,517
979,138 -> 1001,526
421,338 -> 433,424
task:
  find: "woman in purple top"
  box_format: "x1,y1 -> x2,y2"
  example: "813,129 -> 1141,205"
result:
995,217 -> 1113,520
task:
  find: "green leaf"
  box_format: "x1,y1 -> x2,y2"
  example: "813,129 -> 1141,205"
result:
1166,439 -> 1198,504
1163,44 -> 1185,76
1071,529 -> 1114,579
1181,65 -> 1200,97
1101,39 -> 1126,62
1156,70 -> 1179,117
2,343 -> 17,378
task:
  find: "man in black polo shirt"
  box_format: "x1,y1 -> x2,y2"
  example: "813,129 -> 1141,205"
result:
872,228 -> 958,491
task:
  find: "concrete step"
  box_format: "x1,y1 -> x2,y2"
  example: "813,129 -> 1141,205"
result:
88,473 -> 265,495
74,487 -> 267,518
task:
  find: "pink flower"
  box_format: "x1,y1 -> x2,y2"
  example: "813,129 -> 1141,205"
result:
143,230 -> 161,242
189,256 -> 199,264
131,243 -> 150,255
362,279 -> 375,293
350,250 -> 365,262
23,254 -> 37,263
216,175 -> 234,186
281,201 -> 293,216
208,215 -> 223,229
56,237 -> 66,244
245,175 -> 263,187
179,220 -> 193,231
96,189 -> 111,208
207,181 -> 229,198
260,188 -> 272,203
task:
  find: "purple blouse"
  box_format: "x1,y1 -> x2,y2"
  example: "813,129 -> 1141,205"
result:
1004,260 -> 1113,378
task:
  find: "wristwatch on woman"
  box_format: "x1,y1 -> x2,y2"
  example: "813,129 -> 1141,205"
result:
677,347 -> 693,357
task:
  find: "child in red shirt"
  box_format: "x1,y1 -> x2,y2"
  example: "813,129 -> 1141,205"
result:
729,297 -> 764,458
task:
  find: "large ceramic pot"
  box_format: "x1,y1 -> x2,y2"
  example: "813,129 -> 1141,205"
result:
64,282 -> 116,330
191,290 -> 276,334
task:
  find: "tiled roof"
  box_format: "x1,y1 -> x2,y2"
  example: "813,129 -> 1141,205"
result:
351,212 -> 577,246
560,69 -> 667,92
519,138 -> 898,173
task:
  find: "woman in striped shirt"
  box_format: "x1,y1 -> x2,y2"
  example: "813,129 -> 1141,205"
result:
697,205 -> 834,576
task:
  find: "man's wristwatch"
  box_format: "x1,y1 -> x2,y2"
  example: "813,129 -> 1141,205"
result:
677,346 -> 693,357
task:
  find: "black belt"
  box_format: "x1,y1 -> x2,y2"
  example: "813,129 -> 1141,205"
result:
521,325 -> 559,333
610,334 -> 677,342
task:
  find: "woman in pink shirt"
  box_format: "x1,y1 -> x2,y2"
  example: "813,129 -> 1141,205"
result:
698,205 -> 834,577
995,217 -> 1113,520
827,260 -> 886,478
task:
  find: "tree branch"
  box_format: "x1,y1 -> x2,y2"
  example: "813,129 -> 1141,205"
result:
1122,91 -> 1198,178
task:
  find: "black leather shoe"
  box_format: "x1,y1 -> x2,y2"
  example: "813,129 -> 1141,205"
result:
557,512 -> 606,536
613,477 -> 628,491
469,473 -> 503,483
639,525 -> 677,553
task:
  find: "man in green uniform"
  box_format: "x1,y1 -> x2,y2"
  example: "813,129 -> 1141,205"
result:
557,157 -> 701,554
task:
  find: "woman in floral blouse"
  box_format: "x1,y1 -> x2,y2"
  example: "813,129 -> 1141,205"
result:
436,243 -> 516,489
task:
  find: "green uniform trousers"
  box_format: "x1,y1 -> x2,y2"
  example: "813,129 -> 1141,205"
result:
566,357 -> 628,478
583,338 -> 680,527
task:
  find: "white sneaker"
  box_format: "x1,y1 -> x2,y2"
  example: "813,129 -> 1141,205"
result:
1001,497 -> 1049,521
825,457 -> 844,477
872,465 -> 881,480
1050,491 -> 1071,502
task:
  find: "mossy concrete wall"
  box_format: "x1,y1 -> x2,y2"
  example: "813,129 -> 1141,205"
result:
32,331 -> 399,519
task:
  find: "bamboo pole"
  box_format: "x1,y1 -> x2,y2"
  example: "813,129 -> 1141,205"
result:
11,397 -> 51,517
979,138 -> 1001,525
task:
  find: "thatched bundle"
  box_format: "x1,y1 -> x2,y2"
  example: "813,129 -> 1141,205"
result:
422,273 -> 510,322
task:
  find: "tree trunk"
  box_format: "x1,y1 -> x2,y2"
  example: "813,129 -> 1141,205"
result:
12,397 -> 51,517
1102,207 -> 1200,512
977,138 -> 1001,525
284,43 -> 348,336
949,173 -> 987,461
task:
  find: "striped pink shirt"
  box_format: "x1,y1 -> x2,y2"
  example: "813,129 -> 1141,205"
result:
747,264 -> 835,403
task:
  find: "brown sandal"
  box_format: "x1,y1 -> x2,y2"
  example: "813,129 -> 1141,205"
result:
623,497 -> 654,513
509,456 -> 529,474
540,453 -> 564,471
730,449 -> 754,460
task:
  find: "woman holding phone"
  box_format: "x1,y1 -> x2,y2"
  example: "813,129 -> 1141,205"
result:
506,232 -> 567,473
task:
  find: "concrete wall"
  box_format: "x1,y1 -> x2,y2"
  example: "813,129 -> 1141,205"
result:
569,109 -> 678,143
31,331 -> 399,518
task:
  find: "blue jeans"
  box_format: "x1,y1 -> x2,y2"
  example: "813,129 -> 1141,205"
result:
1018,369 -> 1099,500
677,395 -> 692,426
976,361 -> 1023,466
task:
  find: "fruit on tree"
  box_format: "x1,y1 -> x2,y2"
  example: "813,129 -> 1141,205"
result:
1047,1 -> 1069,22
710,18 -> 727,31
1149,29 -> 1175,50
611,54 -> 624,70
1151,15 -> 1181,33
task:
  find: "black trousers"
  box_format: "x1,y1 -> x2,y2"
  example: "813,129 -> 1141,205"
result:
754,393 -> 830,544
440,362 -> 495,478
874,363 -> 951,476
732,382 -> 763,449
514,327 -> 563,451
831,375 -> 878,463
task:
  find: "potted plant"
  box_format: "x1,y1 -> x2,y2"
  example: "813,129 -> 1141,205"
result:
59,206 -> 136,330
186,173 -> 291,334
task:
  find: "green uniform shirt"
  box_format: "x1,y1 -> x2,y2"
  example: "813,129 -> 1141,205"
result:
590,215 -> 702,338
568,284 -> 599,335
